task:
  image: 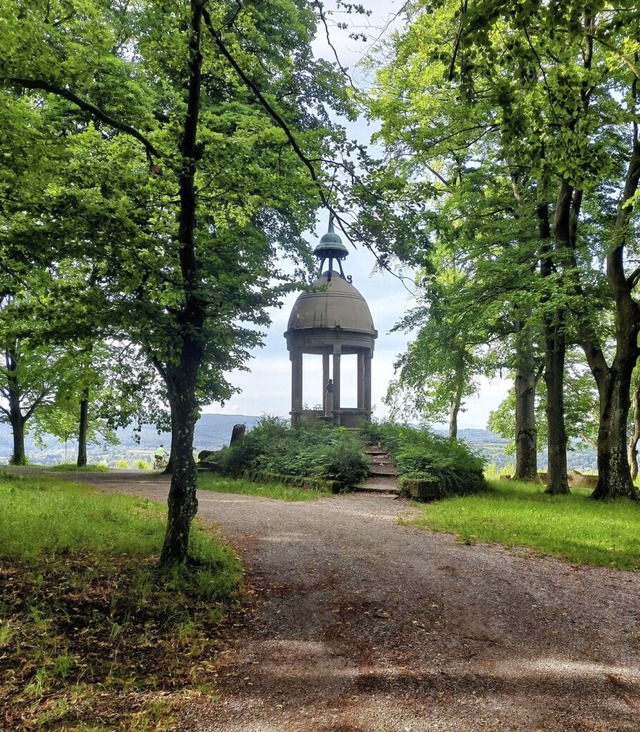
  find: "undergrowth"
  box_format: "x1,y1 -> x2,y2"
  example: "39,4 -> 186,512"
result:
0,471 -> 242,730
214,417 -> 370,487
362,421 -> 486,497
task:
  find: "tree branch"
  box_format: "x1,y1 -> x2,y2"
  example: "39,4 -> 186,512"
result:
3,77 -> 162,159
201,7 -> 329,211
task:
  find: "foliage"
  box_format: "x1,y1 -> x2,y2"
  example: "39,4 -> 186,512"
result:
365,0 -> 640,498
408,478 -> 640,571
0,472 -> 242,729
0,0 -> 358,561
216,417 -> 370,486
363,421 -> 486,497
489,352 -> 600,453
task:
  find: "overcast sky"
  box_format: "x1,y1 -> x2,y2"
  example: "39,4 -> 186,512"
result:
204,1 -> 510,428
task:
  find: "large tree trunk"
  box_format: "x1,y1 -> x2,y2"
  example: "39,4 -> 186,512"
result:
448,377 -> 464,439
160,365 -> 200,566
570,138 -> 640,500
6,349 -> 27,465
543,314 -> 570,494
513,321 -> 537,480
627,377 -> 640,480
159,0 -> 206,566
9,409 -> 27,465
77,388 -> 89,467
592,311 -> 639,500
537,202 -> 570,493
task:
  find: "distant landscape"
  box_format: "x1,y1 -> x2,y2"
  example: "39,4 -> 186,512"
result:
0,414 -> 598,472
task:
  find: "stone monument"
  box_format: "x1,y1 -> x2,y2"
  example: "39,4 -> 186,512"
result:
284,217 -> 378,426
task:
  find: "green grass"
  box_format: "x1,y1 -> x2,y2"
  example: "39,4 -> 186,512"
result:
0,472 -> 165,560
47,462 -> 110,472
198,473 -> 332,501
0,470 -> 242,730
407,478 -> 640,570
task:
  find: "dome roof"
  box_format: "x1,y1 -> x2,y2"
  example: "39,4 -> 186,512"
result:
287,272 -> 376,334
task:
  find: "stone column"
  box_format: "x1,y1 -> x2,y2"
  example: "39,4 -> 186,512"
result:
291,349 -> 303,423
364,349 -> 372,414
332,345 -> 341,422
323,351 -> 331,416
357,351 -> 365,410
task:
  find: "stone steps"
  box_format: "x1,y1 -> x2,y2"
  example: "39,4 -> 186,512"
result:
355,444 -> 400,495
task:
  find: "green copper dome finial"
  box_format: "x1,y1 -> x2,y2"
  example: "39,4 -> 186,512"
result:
313,214 -> 349,281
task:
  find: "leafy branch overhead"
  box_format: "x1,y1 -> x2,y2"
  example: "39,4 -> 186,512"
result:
0,0 -> 358,562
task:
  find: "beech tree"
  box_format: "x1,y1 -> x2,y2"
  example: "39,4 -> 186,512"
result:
447,0 -> 640,499
0,338 -> 64,465
364,40 -> 546,479
0,0 -> 352,563
366,0 -> 640,499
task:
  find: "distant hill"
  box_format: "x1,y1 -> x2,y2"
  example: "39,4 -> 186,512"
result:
0,416 -> 597,472
0,414 -> 261,466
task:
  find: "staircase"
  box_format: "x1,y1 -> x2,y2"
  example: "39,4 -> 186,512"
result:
356,444 -> 400,495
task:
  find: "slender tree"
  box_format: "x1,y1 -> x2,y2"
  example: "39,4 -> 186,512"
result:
0,0 -> 353,562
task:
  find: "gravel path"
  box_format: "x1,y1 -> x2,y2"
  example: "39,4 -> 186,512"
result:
83,473 -> 640,731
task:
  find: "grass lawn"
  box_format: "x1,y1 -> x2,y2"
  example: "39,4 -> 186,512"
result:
407,478 -> 640,571
0,470 -> 242,731
198,473 -> 332,500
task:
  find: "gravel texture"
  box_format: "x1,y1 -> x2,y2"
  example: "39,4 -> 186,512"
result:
82,473 -> 640,731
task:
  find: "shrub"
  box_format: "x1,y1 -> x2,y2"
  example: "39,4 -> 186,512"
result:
363,421 -> 486,498
216,417 -> 370,487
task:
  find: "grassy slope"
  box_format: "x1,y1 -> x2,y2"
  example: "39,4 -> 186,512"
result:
407,479 -> 640,570
0,471 -> 242,731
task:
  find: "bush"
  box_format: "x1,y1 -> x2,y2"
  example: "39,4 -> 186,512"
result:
363,421 -> 486,498
216,417 -> 370,487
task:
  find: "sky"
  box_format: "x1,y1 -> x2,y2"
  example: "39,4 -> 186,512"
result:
203,1 -> 510,428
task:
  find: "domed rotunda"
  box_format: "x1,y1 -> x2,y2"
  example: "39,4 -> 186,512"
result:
284,217 -> 377,426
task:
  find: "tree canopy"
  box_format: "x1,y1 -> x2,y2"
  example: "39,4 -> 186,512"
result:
0,0 -> 356,562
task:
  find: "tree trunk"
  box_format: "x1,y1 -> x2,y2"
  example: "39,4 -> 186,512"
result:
77,389 -> 89,467
543,314 -> 570,494
570,139 -> 640,500
448,378 -> 464,439
536,202 -> 570,493
627,378 -> 640,480
160,366 -> 200,566
513,321 -> 537,480
159,0 -> 206,566
592,335 -> 639,500
9,409 -> 27,465
6,349 -> 27,465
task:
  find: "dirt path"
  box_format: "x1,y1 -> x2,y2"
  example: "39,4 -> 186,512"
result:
80,472 -> 640,731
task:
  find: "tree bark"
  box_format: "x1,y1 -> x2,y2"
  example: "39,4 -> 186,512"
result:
159,0 -> 206,566
513,321 -> 537,480
628,378 -> 640,480
77,388 -> 89,467
160,364 -> 200,566
9,409 -> 27,465
6,348 -> 27,465
591,301 -> 639,500
537,202 -> 570,494
448,377 -> 464,439
543,314 -> 570,494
